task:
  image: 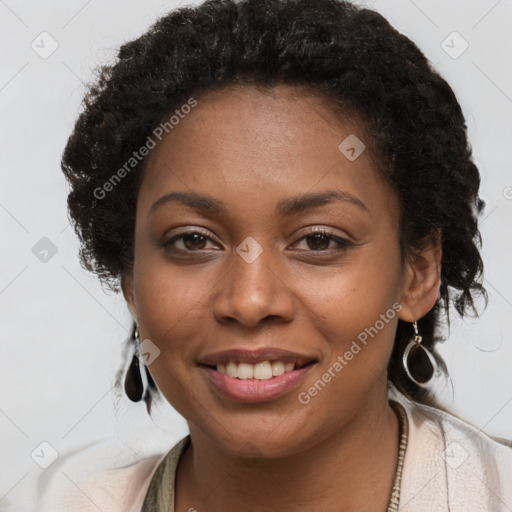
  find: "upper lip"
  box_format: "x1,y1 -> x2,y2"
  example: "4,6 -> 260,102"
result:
198,347 -> 317,367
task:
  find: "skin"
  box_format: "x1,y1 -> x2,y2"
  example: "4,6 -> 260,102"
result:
122,84 -> 442,511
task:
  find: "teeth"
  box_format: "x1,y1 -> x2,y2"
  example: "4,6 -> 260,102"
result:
238,363 -> 254,379
216,360 -> 298,380
254,361 -> 273,380
226,361 -> 238,378
271,361 -> 285,376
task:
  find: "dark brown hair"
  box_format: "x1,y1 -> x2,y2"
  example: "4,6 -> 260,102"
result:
62,0 -> 487,409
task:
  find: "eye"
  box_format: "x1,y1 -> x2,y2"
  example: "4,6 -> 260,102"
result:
163,229 -> 220,252
291,228 -> 355,252
162,227 -> 355,255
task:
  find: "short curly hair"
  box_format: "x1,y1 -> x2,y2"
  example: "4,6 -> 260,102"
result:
62,0 -> 486,407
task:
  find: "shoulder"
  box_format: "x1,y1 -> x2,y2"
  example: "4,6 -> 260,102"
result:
37,435 -> 188,512
389,386 -> 512,511
141,435 -> 191,511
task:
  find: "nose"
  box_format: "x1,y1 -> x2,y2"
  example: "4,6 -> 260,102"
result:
212,243 -> 295,328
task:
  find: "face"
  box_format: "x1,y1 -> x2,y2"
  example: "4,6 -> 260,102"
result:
123,85 -> 434,458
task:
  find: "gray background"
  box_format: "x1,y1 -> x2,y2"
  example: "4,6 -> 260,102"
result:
1,0 -> 511,510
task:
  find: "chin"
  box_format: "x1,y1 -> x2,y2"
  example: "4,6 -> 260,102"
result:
204,421 -> 316,461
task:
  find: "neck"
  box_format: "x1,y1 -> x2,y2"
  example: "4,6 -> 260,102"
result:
175,387 -> 400,512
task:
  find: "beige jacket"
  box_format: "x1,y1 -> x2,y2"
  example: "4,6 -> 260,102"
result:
37,388 -> 512,511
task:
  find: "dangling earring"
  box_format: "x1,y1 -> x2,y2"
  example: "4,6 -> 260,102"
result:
403,321 -> 437,387
124,326 -> 144,402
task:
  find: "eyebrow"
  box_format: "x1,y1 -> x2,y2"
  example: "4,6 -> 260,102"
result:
149,189 -> 369,216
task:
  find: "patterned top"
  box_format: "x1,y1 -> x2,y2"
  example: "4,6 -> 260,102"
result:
142,399 -> 409,511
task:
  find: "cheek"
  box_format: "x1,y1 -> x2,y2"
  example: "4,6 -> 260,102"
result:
133,239 -> 217,332
131,229 -> 403,404
295,249 -> 402,363
132,262 -> 206,414
131,254 -> 208,379
134,237 -> 402,346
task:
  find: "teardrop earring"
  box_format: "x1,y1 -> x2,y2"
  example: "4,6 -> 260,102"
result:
124,326 -> 144,402
402,321 -> 438,387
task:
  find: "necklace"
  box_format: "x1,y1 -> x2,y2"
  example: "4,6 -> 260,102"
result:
387,400 -> 409,512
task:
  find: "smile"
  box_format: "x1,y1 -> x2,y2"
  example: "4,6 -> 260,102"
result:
200,361 -> 317,403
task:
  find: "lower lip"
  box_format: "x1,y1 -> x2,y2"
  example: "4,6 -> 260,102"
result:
200,364 -> 316,403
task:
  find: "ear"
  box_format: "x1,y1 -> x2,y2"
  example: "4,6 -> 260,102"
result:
121,272 -> 137,321
398,229 -> 442,323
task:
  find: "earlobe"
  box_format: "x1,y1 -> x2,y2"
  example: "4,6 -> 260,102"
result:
398,229 -> 442,322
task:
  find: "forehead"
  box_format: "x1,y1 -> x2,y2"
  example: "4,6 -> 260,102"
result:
138,84 -> 397,224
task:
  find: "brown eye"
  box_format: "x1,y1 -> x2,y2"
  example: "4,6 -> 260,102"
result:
292,228 -> 355,252
305,233 -> 332,251
163,229 -> 218,252
181,233 -> 207,250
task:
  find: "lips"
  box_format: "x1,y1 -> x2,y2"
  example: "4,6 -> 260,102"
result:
201,363 -> 316,403
198,347 -> 318,403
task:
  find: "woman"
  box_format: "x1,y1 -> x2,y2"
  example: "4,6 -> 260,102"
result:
41,0 -> 512,510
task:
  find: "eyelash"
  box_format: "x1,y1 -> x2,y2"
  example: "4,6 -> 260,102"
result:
163,227 -> 354,254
